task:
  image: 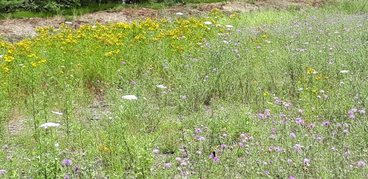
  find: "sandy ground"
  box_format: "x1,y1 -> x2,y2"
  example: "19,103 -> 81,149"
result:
0,0 -> 324,42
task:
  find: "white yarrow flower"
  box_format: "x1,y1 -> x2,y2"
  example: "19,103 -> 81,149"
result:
51,111 -> 63,115
204,21 -> 213,25
122,95 -> 138,100
225,25 -> 234,28
340,70 -> 349,74
156,84 -> 167,89
40,122 -> 60,129
176,12 -> 184,16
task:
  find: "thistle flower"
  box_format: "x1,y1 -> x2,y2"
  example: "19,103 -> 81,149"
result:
62,159 -> 72,167
356,160 -> 367,168
303,158 -> 310,166
293,144 -> 303,153
164,162 -> 172,169
0,169 -> 6,176
295,118 -> 304,125
290,132 -> 296,139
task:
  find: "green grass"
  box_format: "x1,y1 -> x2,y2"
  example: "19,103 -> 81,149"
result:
0,2 -> 368,178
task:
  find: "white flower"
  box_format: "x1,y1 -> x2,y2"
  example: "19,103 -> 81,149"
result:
176,12 -> 184,16
51,111 -> 63,115
65,21 -> 73,25
204,21 -> 213,25
340,70 -> 349,74
0,54 -> 3,58
122,95 -> 138,100
156,84 -> 167,89
225,25 -> 233,28
40,122 -> 60,129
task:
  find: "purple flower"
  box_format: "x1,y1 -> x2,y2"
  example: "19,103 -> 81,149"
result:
213,156 -> 220,163
195,128 -> 202,134
295,118 -> 304,125
308,123 -> 316,129
315,135 -> 324,142
220,144 -> 227,149
356,160 -> 367,168
258,113 -> 265,119
153,148 -> 160,154
290,132 -> 296,139
62,159 -> 72,167
196,136 -> 205,141
303,158 -> 310,166
274,97 -> 282,105
293,144 -> 303,153
322,121 -> 330,127
64,175 -> 70,179
164,162 -> 172,169
288,176 -> 296,179
0,169 -> 6,176
73,166 -> 80,174
264,109 -> 271,118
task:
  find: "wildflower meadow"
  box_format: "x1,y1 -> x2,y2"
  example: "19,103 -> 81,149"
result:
0,0 -> 368,178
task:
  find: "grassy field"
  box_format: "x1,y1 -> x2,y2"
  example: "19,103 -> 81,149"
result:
0,0 -> 368,178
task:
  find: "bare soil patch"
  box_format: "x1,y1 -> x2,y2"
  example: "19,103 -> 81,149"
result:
0,0 -> 324,41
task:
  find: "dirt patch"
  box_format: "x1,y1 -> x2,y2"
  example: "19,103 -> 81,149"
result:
0,1 -> 324,41
6,108 -> 27,136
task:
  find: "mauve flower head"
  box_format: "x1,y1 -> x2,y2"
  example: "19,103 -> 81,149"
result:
293,144 -> 303,153
73,166 -> 80,174
258,113 -> 265,119
175,157 -> 182,162
164,162 -> 172,169
64,175 -> 70,179
196,136 -> 205,141
274,146 -> 284,153
283,102 -> 293,109
220,144 -> 227,149
213,156 -> 220,163
279,113 -> 287,119
290,132 -> 296,139
288,176 -> 296,179
0,169 -> 6,176
239,142 -> 244,148
295,118 -> 304,125
195,128 -> 202,134
315,135 -> 324,142
308,123 -> 316,129
274,97 -> 282,105
153,148 -> 160,154
322,121 -> 330,127
356,160 -> 367,168
62,159 -> 72,167
264,109 -> 271,118
303,158 -> 311,166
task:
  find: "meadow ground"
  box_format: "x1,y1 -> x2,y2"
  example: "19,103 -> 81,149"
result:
0,0 -> 368,178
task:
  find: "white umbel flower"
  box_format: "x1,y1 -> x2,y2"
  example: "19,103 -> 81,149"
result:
156,84 -> 167,89
40,122 -> 60,129
340,70 -> 349,74
122,95 -> 138,100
